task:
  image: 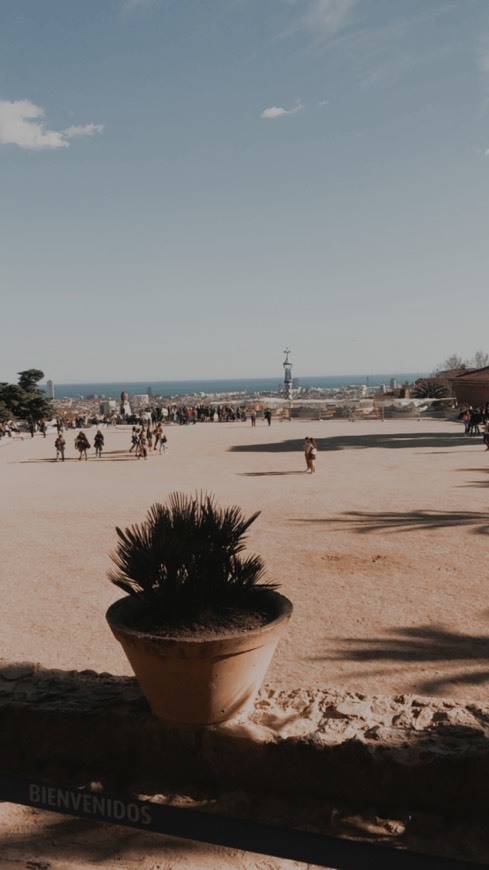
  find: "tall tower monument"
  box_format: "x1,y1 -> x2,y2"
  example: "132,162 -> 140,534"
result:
283,348 -> 293,400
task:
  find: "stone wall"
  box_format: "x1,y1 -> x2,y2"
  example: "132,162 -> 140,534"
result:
2,661 -> 489,823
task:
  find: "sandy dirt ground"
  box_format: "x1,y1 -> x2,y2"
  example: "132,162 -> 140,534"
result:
1,416 -> 488,867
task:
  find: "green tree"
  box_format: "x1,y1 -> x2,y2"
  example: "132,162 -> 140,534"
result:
18,369 -> 45,391
0,370 -> 53,422
0,385 -> 25,418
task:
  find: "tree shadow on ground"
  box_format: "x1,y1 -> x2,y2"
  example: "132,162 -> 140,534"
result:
455,468 -> 489,488
315,624 -> 489,696
419,449 -> 483,455
231,431 -> 469,454
291,509 -> 489,535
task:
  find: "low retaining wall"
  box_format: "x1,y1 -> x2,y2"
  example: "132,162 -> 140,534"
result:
1,661 -> 489,823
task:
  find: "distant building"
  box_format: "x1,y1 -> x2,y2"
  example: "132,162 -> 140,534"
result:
100,400 -> 117,415
451,366 -> 489,406
46,379 -> 55,398
131,395 -> 150,409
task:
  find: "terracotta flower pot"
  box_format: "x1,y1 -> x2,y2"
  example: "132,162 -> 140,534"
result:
106,593 -> 293,726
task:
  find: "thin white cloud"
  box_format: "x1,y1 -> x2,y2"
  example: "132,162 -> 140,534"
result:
292,0 -> 359,48
288,2 -> 458,95
63,123 -> 104,138
0,99 -> 103,151
260,101 -> 304,119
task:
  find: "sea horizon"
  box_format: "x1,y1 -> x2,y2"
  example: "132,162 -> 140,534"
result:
43,372 -> 430,400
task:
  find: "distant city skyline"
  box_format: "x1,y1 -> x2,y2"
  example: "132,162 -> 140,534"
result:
37,370 -> 431,403
2,1 -> 489,384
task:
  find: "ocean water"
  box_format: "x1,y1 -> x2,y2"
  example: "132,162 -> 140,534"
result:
47,373 -> 428,400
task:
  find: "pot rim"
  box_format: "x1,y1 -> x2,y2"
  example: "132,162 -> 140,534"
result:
106,591 -> 293,653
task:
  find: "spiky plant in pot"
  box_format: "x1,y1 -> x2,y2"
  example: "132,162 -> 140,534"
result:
108,491 -> 278,635
106,491 -> 292,724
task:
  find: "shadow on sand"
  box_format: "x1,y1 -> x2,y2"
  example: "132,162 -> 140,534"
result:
455,467 -> 489,489
314,623 -> 489,696
231,431 -> 470,454
290,509 -> 489,536
0,812 -> 212,867
16,450 -> 150,464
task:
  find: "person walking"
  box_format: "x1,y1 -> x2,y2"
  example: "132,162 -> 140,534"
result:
138,430 -> 148,460
250,409 -> 257,427
94,429 -> 104,458
264,408 -> 272,426
154,423 -> 167,453
74,431 -> 90,461
129,427 -> 139,453
54,433 -> 66,462
304,437 -> 317,473
153,423 -> 163,451
307,437 -> 317,473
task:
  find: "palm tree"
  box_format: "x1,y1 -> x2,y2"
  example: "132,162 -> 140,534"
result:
413,380 -> 450,399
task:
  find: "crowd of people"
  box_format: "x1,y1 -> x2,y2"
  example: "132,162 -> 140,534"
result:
129,424 -> 167,458
0,400 -> 277,441
33,403 -> 274,430
52,422 -> 169,462
145,403 -> 273,425
1,402 -> 275,465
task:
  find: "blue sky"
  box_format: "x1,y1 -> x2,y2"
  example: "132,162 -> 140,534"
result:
2,0 -> 489,383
